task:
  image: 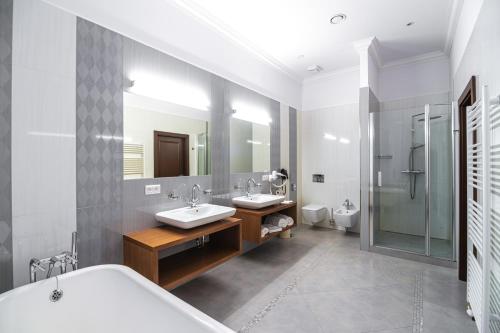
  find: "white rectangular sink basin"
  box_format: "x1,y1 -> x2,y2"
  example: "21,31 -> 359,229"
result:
155,204 -> 236,229
232,194 -> 285,209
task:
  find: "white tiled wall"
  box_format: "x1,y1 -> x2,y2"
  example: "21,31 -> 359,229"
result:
11,0 -> 76,286
301,104 -> 360,232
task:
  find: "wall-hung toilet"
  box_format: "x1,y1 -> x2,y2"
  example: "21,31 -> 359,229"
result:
302,204 -> 328,225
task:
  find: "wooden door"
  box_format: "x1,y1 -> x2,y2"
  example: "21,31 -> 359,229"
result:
154,131 -> 189,177
458,76 -> 476,281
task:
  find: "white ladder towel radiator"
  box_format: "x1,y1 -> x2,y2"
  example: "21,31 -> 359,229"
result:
467,85 -> 500,333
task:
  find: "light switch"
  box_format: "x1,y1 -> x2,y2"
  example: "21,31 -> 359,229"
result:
145,184 -> 161,195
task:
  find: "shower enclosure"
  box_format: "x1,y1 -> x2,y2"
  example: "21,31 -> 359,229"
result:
370,104 -> 455,261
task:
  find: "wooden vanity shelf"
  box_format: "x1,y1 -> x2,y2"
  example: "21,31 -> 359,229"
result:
123,217 -> 242,290
234,202 -> 297,244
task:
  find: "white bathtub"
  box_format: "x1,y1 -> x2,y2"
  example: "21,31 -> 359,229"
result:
0,265 -> 234,333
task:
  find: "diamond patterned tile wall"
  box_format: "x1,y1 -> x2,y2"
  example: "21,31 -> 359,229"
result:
76,18 -> 123,267
270,99 -> 281,172
0,0 -> 13,293
289,107 -> 297,202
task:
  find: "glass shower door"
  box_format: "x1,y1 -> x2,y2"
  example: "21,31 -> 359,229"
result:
428,104 -> 454,259
371,108 -> 427,254
370,104 -> 454,260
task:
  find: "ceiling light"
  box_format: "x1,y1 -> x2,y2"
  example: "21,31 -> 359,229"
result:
330,14 -> 347,25
232,102 -> 272,126
127,72 -> 211,111
406,21 -> 415,27
339,137 -> 350,144
307,64 -> 323,73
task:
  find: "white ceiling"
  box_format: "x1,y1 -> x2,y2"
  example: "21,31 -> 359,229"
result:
173,0 -> 455,79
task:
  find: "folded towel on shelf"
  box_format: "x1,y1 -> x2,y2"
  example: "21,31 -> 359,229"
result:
264,214 -> 288,228
262,224 -> 282,233
266,213 -> 294,227
277,214 -> 294,226
261,226 -> 269,238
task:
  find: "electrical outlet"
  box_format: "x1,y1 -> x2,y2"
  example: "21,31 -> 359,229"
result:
262,174 -> 269,182
145,184 -> 161,195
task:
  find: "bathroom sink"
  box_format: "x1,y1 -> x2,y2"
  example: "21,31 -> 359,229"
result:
232,194 -> 285,209
155,204 -> 236,229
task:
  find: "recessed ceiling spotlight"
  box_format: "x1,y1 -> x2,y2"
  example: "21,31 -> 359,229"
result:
330,13 -> 346,25
406,21 -> 415,27
307,64 -> 323,73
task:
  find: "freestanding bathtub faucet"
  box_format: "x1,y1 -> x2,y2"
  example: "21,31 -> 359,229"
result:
29,232 -> 79,283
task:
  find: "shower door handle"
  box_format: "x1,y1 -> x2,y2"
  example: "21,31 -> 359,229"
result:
377,171 -> 382,187
401,170 -> 425,174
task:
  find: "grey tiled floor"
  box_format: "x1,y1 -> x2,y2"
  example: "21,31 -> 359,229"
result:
172,226 -> 477,333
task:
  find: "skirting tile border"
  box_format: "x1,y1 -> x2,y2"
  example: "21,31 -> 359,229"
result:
412,272 -> 424,333
238,276 -> 299,333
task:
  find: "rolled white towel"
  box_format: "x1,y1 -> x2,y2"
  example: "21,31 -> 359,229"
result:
265,214 -> 288,228
275,213 -> 294,226
262,224 -> 282,233
261,226 -> 269,238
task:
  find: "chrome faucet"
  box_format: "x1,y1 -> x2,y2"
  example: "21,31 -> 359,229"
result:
189,184 -> 202,208
246,178 -> 261,197
29,258 -> 46,284
29,232 -> 79,283
343,199 -> 352,210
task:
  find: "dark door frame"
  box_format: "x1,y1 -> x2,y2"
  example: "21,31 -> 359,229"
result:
458,76 -> 477,281
154,131 -> 190,178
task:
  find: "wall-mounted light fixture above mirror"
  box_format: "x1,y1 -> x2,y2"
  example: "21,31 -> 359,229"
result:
127,71 -> 211,111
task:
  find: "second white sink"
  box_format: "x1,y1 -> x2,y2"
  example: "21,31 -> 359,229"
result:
155,204 -> 236,229
232,194 -> 285,209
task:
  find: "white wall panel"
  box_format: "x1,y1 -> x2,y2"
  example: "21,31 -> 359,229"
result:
301,68 -> 360,111
11,0 -> 76,286
301,104 -> 360,232
379,56 -> 451,102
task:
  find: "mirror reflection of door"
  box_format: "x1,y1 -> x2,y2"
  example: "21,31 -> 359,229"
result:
154,131 -> 189,177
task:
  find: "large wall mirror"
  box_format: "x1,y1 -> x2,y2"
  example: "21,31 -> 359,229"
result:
229,86 -> 272,173
122,38 -> 275,180
123,39 -> 212,180
123,93 -> 210,179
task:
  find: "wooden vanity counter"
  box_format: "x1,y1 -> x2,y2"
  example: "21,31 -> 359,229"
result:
234,202 -> 297,244
124,217 -> 242,290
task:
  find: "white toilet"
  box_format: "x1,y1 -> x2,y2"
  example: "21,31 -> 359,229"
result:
302,204 -> 328,225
